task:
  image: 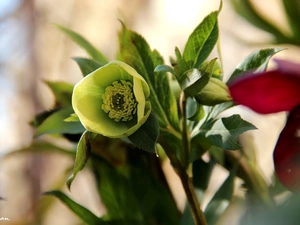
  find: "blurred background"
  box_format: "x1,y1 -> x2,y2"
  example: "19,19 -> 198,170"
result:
0,0 -> 298,224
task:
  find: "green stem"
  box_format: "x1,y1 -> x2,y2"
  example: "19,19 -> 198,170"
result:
180,92 -> 190,169
160,140 -> 207,225
217,37 -> 224,80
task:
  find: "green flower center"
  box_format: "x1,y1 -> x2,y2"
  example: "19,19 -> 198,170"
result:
102,80 -> 137,122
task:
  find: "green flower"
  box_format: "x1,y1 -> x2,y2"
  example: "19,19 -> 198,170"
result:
72,60 -> 151,138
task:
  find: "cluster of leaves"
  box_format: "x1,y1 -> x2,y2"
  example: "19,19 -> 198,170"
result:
23,2 -> 290,225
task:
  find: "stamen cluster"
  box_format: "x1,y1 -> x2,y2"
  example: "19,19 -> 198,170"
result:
102,80 -> 137,122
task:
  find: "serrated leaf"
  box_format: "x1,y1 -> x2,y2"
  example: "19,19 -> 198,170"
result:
128,114 -> 159,153
44,190 -> 103,225
55,24 -> 108,64
44,81 -> 74,106
204,166 -> 236,225
118,24 -> 180,132
206,101 -> 235,121
183,11 -> 219,68
72,57 -> 103,76
67,131 -> 91,190
201,114 -> 257,150
227,48 -> 284,83
34,107 -> 85,137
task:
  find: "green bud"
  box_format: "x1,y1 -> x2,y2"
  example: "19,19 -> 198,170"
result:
195,77 -> 231,106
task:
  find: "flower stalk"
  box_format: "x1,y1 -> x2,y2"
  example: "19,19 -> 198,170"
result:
180,92 -> 190,169
161,138 -> 207,225
160,91 -> 207,225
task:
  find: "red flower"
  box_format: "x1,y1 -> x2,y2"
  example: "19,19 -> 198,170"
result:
229,60 -> 300,114
274,105 -> 300,190
228,59 -> 300,191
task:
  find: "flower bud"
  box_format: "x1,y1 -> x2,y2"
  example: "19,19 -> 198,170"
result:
195,77 -> 231,106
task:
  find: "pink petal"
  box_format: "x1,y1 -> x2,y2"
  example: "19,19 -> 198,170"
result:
273,105 -> 300,191
229,69 -> 300,114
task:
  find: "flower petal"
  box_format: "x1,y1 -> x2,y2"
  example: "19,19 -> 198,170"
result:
229,69 -> 300,114
273,104 -> 300,191
72,60 -> 151,138
111,60 -> 150,98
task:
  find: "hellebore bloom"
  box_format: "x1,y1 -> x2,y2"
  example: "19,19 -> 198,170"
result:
228,59 -> 300,191
72,60 -> 151,138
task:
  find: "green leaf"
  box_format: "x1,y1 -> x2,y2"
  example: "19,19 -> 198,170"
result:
160,130 -> 183,160
230,0 -> 286,42
200,114 -> 257,150
127,152 -> 180,225
209,145 -> 224,164
204,167 -> 237,225
180,206 -> 195,225
175,46 -> 189,75
187,98 -> 205,121
128,114 -> 159,153
30,108 -> 60,128
183,11 -> 219,68
92,158 -> 143,222
44,190 -> 103,225
64,113 -> 80,122
4,141 -> 75,158
180,58 -> 217,96
206,101 -> 235,121
193,158 -> 215,192
190,133 -> 213,163
44,81 -> 74,106
118,24 -> 180,132
73,57 -> 103,76
34,107 -> 85,137
227,48 -> 283,83
154,64 -> 176,76
67,131 -> 91,190
55,24 -> 108,64
282,0 -> 300,39
201,60 -> 223,79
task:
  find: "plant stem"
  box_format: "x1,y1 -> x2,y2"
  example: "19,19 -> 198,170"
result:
160,140 -> 207,225
178,167 -> 207,225
180,92 -> 190,169
159,92 -> 207,225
